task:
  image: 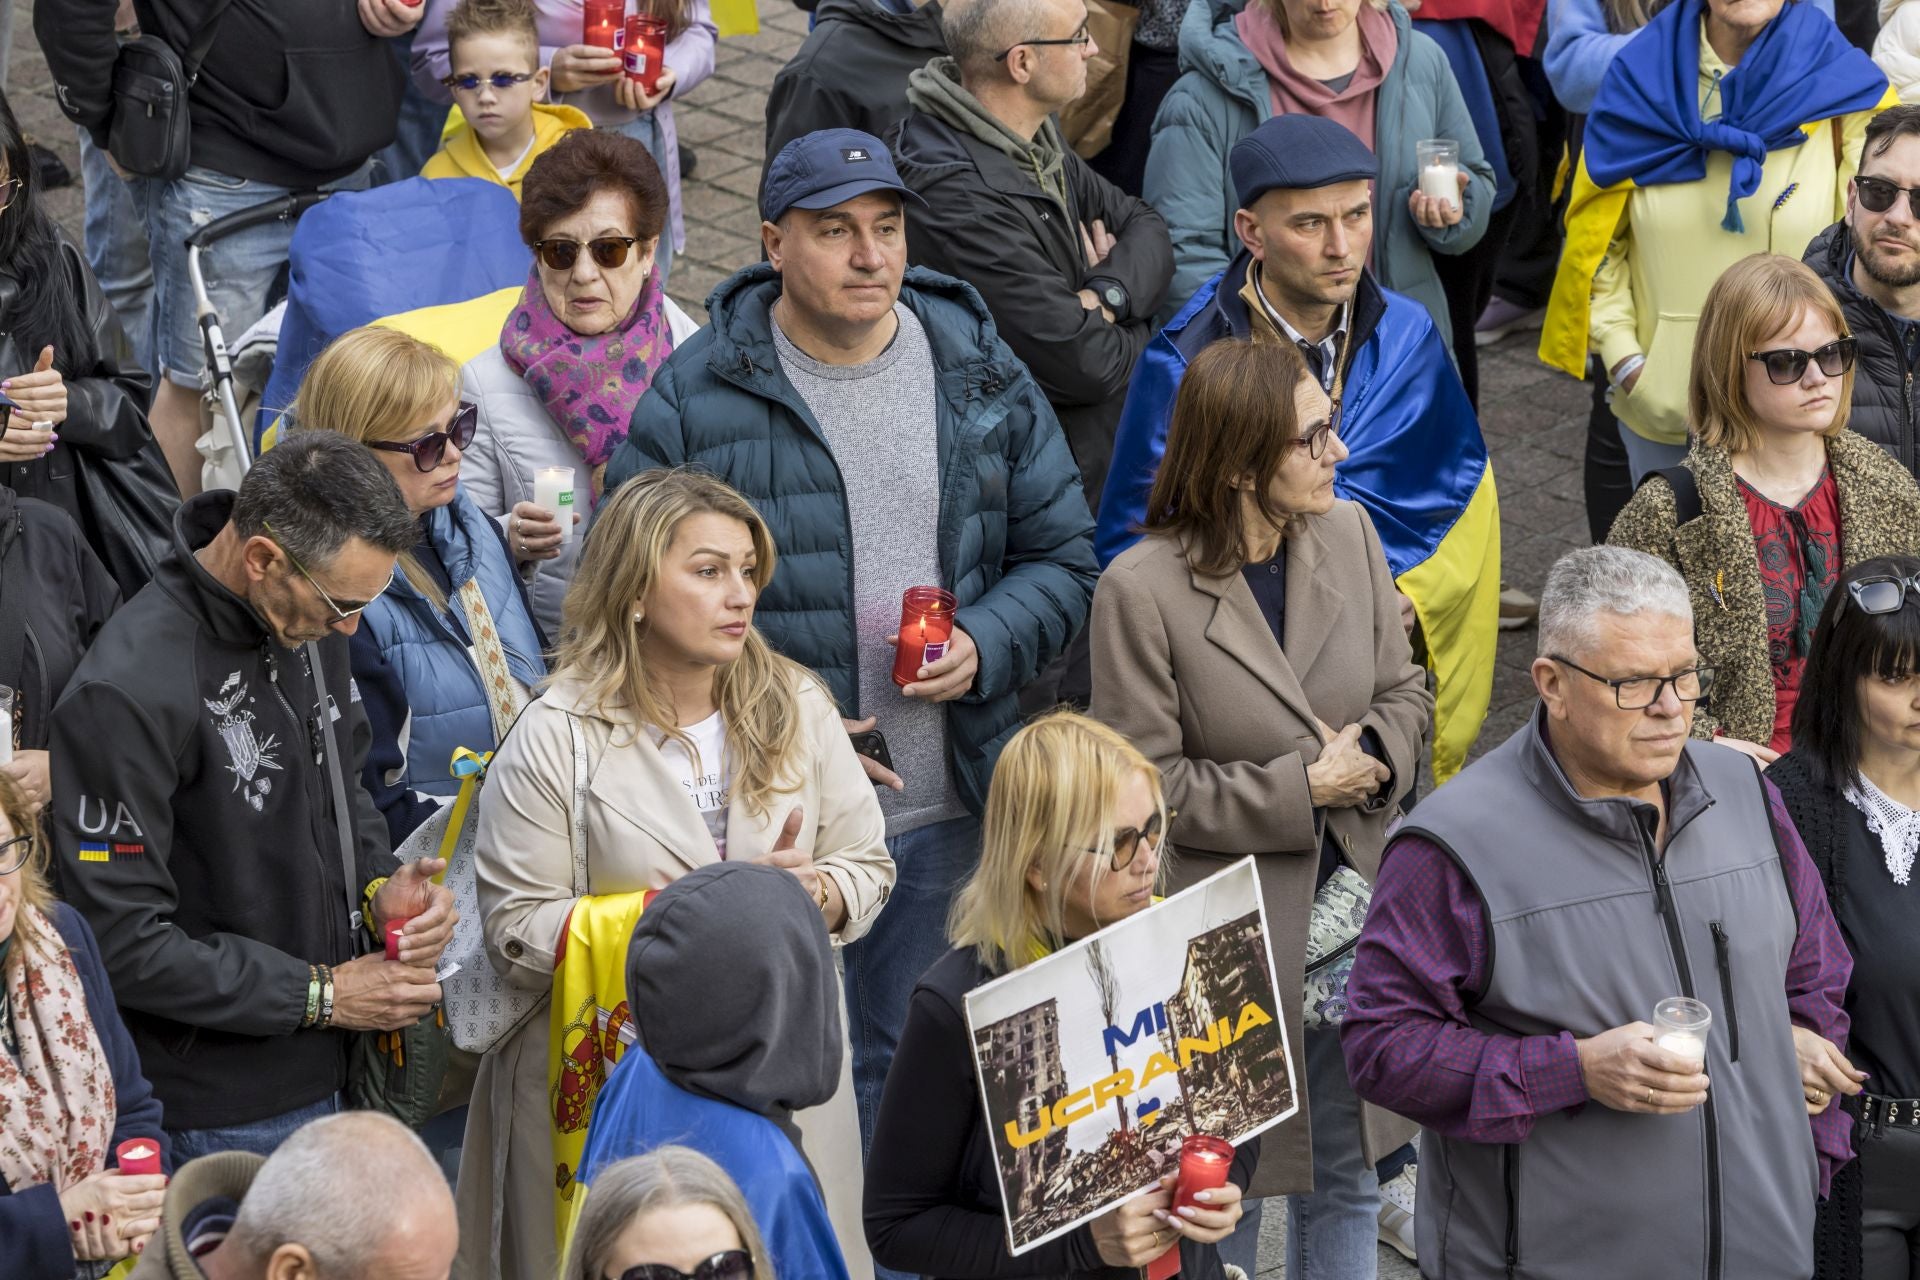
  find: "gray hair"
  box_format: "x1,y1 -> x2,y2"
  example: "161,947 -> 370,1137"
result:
942,0 -> 1059,77
231,430 -> 418,570
1537,545 -> 1693,659
563,1146 -> 775,1280
224,1112 -> 449,1277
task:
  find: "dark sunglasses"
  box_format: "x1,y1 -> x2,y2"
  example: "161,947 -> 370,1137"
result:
440,70 -> 537,92
1847,573 -> 1920,616
994,23 -> 1091,59
368,403 -> 479,473
616,1252 -> 755,1280
1746,337 -> 1856,385
534,236 -> 643,271
1855,174 -> 1920,219
1085,808 -> 1174,872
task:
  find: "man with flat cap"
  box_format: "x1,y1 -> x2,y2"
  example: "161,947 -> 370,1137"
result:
1098,113 -> 1502,794
605,128 -> 1096,1160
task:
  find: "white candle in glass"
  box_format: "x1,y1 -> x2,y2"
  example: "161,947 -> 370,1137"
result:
1652,996 -> 1712,1064
1655,1031 -> 1708,1062
533,467 -> 577,545
1416,138 -> 1461,211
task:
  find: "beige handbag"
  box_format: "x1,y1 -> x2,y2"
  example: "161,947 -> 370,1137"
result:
1060,0 -> 1139,157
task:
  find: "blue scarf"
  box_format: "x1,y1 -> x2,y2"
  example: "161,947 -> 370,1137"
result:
1583,0 -> 1887,232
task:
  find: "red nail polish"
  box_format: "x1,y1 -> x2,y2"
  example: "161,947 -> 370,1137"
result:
85,1212 -> 94,1222
70,1221 -> 81,1232
102,1215 -> 110,1225
136,1241 -> 145,1253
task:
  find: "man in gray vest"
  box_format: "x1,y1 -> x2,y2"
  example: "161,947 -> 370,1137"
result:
1341,545 -> 1857,1279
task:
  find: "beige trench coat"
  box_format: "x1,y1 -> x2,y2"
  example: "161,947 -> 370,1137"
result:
453,671 -> 895,1280
1089,503 -> 1431,1198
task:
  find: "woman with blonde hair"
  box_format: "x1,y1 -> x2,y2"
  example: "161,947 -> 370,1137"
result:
460,467 -> 893,1280
0,771 -> 171,1277
294,325 -> 547,846
1610,252 -> 1920,762
865,710 -> 1252,1278
565,1146 -> 772,1280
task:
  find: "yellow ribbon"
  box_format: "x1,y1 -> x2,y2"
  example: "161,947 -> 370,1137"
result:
431,747 -> 492,884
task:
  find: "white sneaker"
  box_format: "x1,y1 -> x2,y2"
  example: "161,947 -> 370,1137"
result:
1378,1164 -> 1418,1261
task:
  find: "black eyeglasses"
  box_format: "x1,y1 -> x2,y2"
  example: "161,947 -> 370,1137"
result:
440,71 -> 537,92
994,23 -> 1091,60
262,522 -> 395,623
0,178 -> 23,215
616,1252 -> 756,1280
0,833 -> 32,876
1855,174 -> 1920,220
1847,572 -> 1920,615
1747,337 -> 1856,385
534,236 -> 643,272
1085,808 -> 1174,872
1550,655 -> 1716,710
367,403 -> 479,473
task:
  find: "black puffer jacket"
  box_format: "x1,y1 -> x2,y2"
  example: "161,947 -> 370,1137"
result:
1805,222 -> 1920,474
764,0 -> 947,182
0,484 -> 120,751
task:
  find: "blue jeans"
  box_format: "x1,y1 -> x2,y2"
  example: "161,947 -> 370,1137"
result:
78,129 -> 155,378
609,113 -> 674,288
136,161 -> 373,388
843,813 -> 980,1150
1286,1027 -> 1380,1279
166,1092 -> 344,1163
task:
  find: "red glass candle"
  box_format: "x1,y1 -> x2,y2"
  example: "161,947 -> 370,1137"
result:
116,1139 -> 163,1177
624,14 -> 668,92
1173,1135 -> 1234,1209
584,0 -> 625,48
891,586 -> 957,687
385,916 -> 414,962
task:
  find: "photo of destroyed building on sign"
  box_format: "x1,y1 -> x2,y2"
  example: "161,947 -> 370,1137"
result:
964,859 -> 1296,1254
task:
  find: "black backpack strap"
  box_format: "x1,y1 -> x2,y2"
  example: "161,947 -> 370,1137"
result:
1641,464 -> 1702,526
0,506 -> 27,744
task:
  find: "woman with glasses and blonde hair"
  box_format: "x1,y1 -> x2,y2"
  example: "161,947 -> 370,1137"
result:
565,1146 -> 772,1280
866,710 -> 1252,1277
460,466 -> 892,1280
1089,337 -> 1430,1279
0,772 -> 171,1278
295,326 -> 547,846
1609,252 -> 1920,764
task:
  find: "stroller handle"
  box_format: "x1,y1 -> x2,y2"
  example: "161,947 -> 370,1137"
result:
184,190 -> 330,251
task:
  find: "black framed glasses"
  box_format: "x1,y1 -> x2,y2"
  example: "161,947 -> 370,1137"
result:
1747,337 -> 1856,385
1085,808 -> 1174,872
0,177 -> 23,215
534,236 -> 642,272
1550,655 -> 1716,710
1296,415 -> 1339,460
1855,174 -> 1920,219
262,522 -> 395,623
1846,572 -> 1920,615
993,22 -> 1091,59
440,71 -> 537,92
0,832 -> 32,876
616,1252 -> 756,1280
367,402 -> 479,473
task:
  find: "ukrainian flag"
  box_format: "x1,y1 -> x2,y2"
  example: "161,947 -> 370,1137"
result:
1541,0 -> 1891,377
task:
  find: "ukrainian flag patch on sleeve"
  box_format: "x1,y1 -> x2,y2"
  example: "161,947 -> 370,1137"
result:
78,840 -> 143,863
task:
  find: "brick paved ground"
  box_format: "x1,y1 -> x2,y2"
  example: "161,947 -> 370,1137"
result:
12,2 -> 1592,1271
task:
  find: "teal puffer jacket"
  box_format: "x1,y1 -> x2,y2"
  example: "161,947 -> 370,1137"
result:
605,265 -> 1097,813
1145,0 -> 1495,340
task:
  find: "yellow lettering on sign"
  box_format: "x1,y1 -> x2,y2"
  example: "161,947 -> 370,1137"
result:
1235,1002 -> 1273,1038
1138,1051 -> 1179,1089
1052,1086 -> 1095,1127
1093,1069 -> 1134,1109
1004,1110 -> 1053,1149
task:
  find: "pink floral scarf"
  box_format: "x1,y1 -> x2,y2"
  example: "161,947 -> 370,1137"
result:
0,907 -> 114,1194
498,263 -> 675,504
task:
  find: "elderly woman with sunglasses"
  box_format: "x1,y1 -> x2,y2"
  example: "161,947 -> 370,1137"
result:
458,129 -> 700,640
1610,253 -> 1920,766
1088,338 -> 1428,1280
296,326 -> 547,846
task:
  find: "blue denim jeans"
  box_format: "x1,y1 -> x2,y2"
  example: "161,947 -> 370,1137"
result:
1286,1027 -> 1381,1279
135,161 -> 373,388
78,128 -> 155,377
166,1091 -> 344,1163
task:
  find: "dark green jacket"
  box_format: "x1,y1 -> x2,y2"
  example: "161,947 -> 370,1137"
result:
605,265 -> 1097,812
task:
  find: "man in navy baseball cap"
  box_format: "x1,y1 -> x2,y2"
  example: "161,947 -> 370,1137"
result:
760,128 -> 927,224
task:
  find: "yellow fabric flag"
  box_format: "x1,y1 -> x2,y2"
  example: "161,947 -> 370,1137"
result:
713,0 -> 760,36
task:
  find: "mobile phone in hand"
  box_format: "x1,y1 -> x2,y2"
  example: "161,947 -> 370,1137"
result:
850,728 -> 894,775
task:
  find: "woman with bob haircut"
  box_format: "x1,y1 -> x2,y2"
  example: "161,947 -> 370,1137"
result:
459,468 -> 893,1280
1088,337 -> 1429,1277
1610,253 -> 1920,763
864,710 -> 1252,1277
1768,556 -> 1920,1280
563,1145 -> 774,1280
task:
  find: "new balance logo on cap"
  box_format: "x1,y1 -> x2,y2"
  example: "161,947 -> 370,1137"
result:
842,148 -> 871,162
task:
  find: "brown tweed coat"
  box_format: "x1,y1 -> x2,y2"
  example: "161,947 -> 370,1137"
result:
1606,430 -> 1920,744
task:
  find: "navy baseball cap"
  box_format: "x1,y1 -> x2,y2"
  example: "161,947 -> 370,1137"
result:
1231,114 -> 1378,210
760,129 -> 927,223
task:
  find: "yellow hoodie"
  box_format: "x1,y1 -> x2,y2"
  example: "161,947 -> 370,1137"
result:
422,101 -> 592,201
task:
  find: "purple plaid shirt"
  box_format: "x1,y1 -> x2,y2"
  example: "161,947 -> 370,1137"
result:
1340,777 -> 1853,1196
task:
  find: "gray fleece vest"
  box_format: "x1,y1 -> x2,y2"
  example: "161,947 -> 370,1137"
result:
1399,713 -> 1814,1280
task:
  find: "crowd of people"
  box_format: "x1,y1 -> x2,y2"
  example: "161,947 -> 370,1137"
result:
1,0 -> 1920,1276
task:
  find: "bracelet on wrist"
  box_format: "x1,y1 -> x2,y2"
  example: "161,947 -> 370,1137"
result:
1610,353 -> 1646,388
302,965 -> 321,1029
319,964 -> 336,1030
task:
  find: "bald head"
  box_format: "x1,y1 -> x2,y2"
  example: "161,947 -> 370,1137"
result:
222,1113 -> 457,1280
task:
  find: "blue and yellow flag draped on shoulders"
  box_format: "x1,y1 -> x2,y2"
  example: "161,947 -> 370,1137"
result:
1541,0 -> 1892,376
